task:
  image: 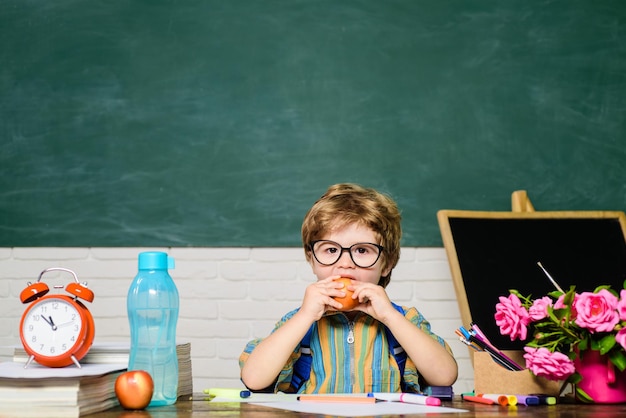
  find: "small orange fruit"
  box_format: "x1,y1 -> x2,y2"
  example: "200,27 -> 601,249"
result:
332,277 -> 359,311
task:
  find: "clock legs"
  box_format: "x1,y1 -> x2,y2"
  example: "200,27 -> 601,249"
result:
24,355 -> 35,369
23,354 -> 82,369
71,355 -> 82,369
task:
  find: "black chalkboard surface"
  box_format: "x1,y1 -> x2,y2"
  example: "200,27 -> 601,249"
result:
2,1 -> 626,247
438,209 -> 626,351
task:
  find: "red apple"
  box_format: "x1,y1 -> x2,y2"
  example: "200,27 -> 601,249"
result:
115,370 -> 154,410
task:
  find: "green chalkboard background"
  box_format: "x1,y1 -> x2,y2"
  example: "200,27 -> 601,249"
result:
1,1 -> 625,247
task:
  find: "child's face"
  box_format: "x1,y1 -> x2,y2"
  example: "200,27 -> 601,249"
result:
309,223 -> 391,284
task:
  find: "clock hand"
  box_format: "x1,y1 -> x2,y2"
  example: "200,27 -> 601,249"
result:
42,315 -> 58,331
41,315 -> 54,327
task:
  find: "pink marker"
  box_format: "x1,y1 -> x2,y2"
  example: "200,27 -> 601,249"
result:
400,393 -> 441,406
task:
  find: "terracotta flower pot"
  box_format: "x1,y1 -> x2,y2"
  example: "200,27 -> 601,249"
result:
574,349 -> 626,404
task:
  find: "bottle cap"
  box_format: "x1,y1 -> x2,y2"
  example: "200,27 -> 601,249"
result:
138,251 -> 175,270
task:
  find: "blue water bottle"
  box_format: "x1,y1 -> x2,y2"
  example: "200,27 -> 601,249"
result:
127,251 -> 179,406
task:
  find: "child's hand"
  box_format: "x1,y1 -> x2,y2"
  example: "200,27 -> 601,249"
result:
351,282 -> 398,323
299,276 -> 348,320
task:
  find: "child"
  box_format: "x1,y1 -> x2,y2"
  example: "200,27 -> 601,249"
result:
239,183 -> 457,393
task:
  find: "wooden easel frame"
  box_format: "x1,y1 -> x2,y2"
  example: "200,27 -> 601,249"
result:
437,190 -> 626,357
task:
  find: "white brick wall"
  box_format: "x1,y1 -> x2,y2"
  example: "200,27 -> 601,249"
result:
0,247 -> 474,394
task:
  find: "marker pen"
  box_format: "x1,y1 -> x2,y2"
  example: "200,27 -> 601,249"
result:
516,395 -> 539,405
204,388 -> 251,399
398,393 -> 441,406
531,394 -> 557,405
461,394 -> 495,405
480,393 -> 518,406
369,392 -> 441,406
478,394 -> 511,406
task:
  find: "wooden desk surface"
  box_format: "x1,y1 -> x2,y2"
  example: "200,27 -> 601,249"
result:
90,394 -> 626,417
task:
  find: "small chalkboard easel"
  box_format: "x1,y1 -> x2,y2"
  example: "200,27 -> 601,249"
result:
438,190 -> 626,351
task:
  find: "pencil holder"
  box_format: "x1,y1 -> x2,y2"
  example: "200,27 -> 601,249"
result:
473,351 -> 561,397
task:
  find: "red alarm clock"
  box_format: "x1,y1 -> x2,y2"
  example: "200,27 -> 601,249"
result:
19,267 -> 95,368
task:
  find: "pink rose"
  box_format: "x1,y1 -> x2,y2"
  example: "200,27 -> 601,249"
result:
574,289 -> 620,333
616,328 -> 626,351
528,296 -> 552,321
523,346 -> 575,381
617,290 -> 626,321
495,294 -> 530,341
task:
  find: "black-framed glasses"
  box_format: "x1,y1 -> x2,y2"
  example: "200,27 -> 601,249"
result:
309,240 -> 384,268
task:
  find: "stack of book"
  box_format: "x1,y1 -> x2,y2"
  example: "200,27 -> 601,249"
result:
13,341 -> 193,401
176,342 -> 193,399
0,362 -> 126,418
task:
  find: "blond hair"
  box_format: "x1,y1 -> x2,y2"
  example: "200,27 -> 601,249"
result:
301,183 -> 401,287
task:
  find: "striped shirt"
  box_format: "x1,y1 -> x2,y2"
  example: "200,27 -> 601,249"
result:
239,305 -> 453,393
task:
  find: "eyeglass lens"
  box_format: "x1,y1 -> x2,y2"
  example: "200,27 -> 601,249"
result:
311,240 -> 382,268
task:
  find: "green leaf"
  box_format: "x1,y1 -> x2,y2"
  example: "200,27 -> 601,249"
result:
609,350 -> 626,372
567,372 -> 582,385
549,307 -> 566,322
575,387 -> 594,403
563,288 -> 576,306
567,351 -> 577,362
594,285 -> 618,297
590,338 -> 601,351
598,334 -> 616,355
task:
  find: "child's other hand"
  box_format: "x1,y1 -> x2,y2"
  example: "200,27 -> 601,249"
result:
299,276 -> 348,320
351,282 -> 398,323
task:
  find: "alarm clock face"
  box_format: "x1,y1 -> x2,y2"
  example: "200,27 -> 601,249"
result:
21,296 -> 87,360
